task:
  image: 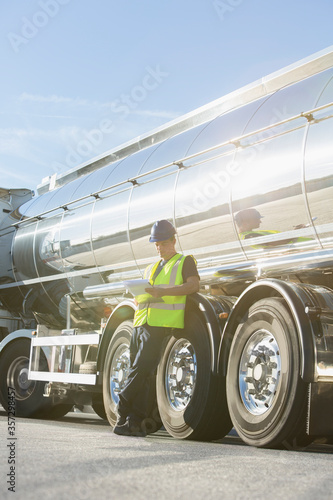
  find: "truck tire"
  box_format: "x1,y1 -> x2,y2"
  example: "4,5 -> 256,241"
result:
226,297 -> 311,449
39,403 -> 74,419
92,394 -> 107,420
0,339 -> 49,417
0,339 -> 73,419
156,312 -> 232,440
102,320 -> 161,433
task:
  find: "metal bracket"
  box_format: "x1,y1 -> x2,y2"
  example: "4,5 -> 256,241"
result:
174,161 -> 185,169
301,112 -> 315,123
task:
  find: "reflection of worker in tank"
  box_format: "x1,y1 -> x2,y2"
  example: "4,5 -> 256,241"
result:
235,209 -> 266,237
235,208 -> 310,248
235,208 -> 280,247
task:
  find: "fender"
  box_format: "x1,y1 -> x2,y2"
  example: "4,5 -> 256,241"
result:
186,293 -> 234,375
218,278 -> 321,382
0,330 -> 51,374
0,329 -> 34,354
96,300 -> 136,379
96,293 -> 233,380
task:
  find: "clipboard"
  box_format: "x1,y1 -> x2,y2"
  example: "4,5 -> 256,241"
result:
123,279 -> 164,303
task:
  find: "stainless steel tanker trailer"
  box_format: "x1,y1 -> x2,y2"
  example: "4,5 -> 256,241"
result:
1,46 -> 333,448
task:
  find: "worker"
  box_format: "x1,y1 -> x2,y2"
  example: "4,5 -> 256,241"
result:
235,208 -> 312,249
235,208 -> 279,241
235,208 -> 278,248
113,219 -> 200,437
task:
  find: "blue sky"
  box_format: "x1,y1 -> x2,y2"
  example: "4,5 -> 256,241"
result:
1,0 -> 332,192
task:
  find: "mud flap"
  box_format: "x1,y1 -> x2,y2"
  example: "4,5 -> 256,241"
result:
307,382 -> 333,436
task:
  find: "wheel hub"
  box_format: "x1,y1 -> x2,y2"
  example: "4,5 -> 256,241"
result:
109,345 -> 130,404
18,367 -> 30,389
239,329 -> 281,415
7,356 -> 35,401
165,339 -> 197,411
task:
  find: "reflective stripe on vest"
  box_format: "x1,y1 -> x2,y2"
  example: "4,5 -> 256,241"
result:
138,302 -> 185,311
240,229 -> 311,248
133,253 -> 187,328
240,230 -> 279,249
239,230 -> 279,239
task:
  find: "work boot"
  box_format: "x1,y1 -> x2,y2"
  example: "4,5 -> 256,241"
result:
115,404 -> 127,426
141,416 -> 161,435
113,418 -> 147,437
115,414 -> 127,427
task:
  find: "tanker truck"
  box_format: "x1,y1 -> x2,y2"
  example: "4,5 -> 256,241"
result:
1,46 -> 333,448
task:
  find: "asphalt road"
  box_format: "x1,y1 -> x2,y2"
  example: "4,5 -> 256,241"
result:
0,408 -> 332,500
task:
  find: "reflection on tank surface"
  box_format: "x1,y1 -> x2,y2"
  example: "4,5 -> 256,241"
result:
235,207 -> 314,250
0,57 -> 333,328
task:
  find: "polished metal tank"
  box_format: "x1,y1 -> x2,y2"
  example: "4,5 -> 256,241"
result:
1,47 -> 333,327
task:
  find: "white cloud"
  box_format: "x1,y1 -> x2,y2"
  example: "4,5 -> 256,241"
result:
17,93 -> 180,120
0,126 -> 81,169
0,127 -> 58,147
0,165 -> 31,183
18,92 -> 113,109
0,126 -> 82,143
132,109 -> 179,120
0,95 -> 183,191
18,92 -> 91,106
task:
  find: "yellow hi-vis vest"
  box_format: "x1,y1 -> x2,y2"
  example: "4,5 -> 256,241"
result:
239,230 -> 310,249
239,230 -> 280,249
133,253 -> 187,329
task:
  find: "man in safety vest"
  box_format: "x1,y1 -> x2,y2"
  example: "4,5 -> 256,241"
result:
235,208 -> 311,249
113,220 -> 200,437
235,208 -> 278,241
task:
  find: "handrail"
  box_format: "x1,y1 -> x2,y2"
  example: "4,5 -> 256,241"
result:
7,101 -> 333,229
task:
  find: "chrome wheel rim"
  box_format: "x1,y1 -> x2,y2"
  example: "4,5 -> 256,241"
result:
109,344 -> 130,404
239,329 -> 281,415
165,338 -> 197,411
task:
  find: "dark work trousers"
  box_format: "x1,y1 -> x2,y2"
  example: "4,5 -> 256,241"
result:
117,324 -> 169,422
